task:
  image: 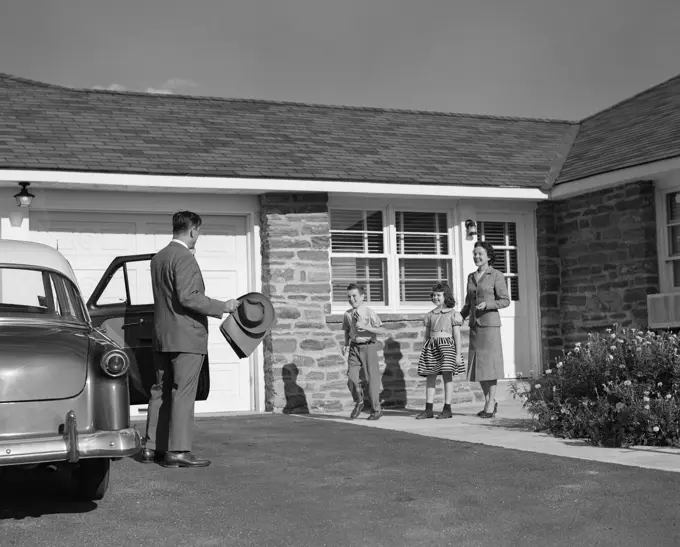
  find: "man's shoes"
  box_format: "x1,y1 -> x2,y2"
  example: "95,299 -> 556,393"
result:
161,452 -> 211,468
140,447 -> 164,464
349,401 -> 364,420
367,409 -> 384,421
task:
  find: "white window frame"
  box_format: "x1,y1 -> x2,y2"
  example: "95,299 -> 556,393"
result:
656,182 -> 680,293
329,197 -> 462,314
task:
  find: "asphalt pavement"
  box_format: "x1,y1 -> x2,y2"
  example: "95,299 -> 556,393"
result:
2,414 -> 680,547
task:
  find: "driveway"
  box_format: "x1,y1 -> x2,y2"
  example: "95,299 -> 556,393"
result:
2,414 -> 680,547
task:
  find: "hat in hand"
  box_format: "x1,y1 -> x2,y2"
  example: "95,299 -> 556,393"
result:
220,292 -> 276,359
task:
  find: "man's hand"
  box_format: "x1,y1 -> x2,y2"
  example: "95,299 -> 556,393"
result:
355,336 -> 372,344
224,298 -> 241,314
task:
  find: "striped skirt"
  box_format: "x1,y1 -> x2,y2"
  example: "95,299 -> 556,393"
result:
417,337 -> 465,377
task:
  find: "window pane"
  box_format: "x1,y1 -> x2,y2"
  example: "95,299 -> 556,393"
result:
0,269 -> 48,308
330,209 -> 384,254
54,276 -> 88,323
674,262 -> 680,288
506,277 -> 520,301
331,257 -> 387,305
398,258 -> 452,302
97,267 -> 127,306
667,193 -> 680,223
330,210 -> 364,231
479,221 -> 506,246
670,225 -> 680,256
128,261 -> 154,306
396,211 -> 448,255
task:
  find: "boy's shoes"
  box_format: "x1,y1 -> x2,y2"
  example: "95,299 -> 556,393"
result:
350,401 -> 364,419
415,411 -> 434,420
436,409 -> 453,419
367,409 -> 384,421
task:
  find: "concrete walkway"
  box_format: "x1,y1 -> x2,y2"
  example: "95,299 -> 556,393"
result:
301,396 -> 680,473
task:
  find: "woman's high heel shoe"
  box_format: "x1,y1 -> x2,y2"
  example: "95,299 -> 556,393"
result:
479,402 -> 498,419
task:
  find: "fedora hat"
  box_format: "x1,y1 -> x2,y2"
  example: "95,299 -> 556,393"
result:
220,292 -> 276,359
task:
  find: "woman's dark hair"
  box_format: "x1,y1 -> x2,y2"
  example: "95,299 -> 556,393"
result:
430,282 -> 456,309
473,240 -> 496,265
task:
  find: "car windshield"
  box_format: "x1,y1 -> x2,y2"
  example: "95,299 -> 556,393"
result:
0,267 -> 88,324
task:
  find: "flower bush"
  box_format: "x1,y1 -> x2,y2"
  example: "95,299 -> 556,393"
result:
511,326 -> 680,447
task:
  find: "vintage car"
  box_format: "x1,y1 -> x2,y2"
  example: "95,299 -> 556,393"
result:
0,239 -> 141,501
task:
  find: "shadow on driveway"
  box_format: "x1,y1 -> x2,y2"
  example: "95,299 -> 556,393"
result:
0,467 -> 97,520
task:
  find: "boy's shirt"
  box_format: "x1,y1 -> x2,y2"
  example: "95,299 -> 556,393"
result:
342,305 -> 383,343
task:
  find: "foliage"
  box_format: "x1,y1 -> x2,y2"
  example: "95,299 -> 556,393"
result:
510,326 -> 680,448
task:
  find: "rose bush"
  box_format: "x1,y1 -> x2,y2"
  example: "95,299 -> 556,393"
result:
511,326 -> 680,447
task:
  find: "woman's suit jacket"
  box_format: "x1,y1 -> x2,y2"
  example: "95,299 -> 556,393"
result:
460,266 -> 510,328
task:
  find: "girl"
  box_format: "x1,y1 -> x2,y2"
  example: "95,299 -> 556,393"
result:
415,282 -> 464,419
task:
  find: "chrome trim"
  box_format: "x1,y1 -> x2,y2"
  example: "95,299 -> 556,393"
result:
65,410 -> 79,463
0,426 -> 141,467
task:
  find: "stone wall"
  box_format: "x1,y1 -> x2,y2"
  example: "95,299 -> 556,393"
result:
536,180 -> 659,361
259,192 -> 483,414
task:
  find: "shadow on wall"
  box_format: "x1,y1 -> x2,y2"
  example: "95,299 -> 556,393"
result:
282,363 -> 310,414
380,337 -> 407,409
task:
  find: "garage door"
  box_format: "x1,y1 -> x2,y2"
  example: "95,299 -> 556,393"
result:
29,212 -> 253,415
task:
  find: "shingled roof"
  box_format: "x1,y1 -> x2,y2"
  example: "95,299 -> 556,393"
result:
556,73 -> 680,184
0,74 -> 576,189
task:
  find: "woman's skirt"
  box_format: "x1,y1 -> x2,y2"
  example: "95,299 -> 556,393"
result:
417,337 -> 465,377
467,326 -> 504,382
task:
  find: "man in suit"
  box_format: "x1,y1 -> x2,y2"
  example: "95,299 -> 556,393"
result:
141,211 -> 240,468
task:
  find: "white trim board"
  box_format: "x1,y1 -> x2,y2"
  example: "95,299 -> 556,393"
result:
0,169 -> 548,201
549,156 -> 680,201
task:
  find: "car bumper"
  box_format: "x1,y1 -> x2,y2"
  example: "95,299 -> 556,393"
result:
0,410 -> 142,467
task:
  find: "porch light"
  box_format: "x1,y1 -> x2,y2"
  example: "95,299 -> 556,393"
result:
14,182 -> 35,208
465,219 -> 477,238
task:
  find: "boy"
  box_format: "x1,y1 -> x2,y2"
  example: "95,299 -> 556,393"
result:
341,284 -> 388,420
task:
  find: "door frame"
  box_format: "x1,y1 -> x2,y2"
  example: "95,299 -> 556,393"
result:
469,209 -> 541,379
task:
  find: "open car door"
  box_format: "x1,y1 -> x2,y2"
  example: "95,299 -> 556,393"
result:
87,254 -> 210,406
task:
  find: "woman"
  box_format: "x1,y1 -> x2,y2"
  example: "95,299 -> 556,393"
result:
460,240 -> 510,418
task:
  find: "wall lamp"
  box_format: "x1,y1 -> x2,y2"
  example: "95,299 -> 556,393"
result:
14,182 -> 35,208
465,219 -> 477,238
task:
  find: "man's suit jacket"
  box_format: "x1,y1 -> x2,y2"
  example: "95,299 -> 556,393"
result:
151,241 -> 226,354
460,266 -> 510,328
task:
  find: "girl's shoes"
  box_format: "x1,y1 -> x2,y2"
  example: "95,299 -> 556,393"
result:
415,410 -> 434,420
436,409 -> 453,419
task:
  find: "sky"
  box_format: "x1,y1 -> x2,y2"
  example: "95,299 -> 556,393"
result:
1,0 -> 679,120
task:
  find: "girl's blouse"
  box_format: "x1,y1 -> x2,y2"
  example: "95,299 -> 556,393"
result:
423,308 -> 462,335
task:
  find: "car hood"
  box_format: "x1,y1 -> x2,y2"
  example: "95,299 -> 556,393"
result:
0,323 -> 90,403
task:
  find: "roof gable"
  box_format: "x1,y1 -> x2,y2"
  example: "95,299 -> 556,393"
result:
0,74 -> 576,189
556,73 -> 680,184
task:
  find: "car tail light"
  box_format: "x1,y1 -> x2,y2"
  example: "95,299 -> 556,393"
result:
100,350 -> 130,378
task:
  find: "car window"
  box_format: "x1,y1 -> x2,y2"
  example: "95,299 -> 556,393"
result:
53,275 -> 88,323
127,259 -> 153,306
96,266 -> 128,306
0,267 -> 86,323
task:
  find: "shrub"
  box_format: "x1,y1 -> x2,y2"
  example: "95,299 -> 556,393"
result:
510,326 -> 680,448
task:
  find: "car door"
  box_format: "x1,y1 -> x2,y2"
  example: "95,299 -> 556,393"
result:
87,254 -> 210,405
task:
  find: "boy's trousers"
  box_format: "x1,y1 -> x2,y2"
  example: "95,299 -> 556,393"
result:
347,341 -> 381,411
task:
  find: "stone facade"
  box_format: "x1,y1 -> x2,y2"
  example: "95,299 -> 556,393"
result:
259,192 -> 482,414
536,180 -> 659,362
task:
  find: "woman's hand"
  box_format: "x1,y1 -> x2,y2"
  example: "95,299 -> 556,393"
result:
475,302 -> 487,311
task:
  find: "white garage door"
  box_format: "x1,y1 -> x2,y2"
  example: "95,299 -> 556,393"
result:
29,212 -> 253,414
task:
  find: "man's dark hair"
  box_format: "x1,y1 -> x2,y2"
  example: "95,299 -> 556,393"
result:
172,211 -> 202,235
346,283 -> 366,296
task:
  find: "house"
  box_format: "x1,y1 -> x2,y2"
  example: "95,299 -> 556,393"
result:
0,72 -> 677,415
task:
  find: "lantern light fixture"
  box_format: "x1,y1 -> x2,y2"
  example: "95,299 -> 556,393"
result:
14,182 -> 35,208
465,219 -> 477,238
